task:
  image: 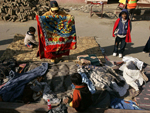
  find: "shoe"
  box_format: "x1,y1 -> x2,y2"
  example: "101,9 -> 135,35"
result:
113,53 -> 117,57
142,51 -> 146,53
119,54 -> 123,58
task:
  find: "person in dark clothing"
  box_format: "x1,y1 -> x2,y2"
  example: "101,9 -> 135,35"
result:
125,0 -> 137,20
63,73 -> 92,112
112,9 -> 132,58
143,37 -> 150,53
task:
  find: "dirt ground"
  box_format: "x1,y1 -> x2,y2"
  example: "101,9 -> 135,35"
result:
0,3 -> 150,64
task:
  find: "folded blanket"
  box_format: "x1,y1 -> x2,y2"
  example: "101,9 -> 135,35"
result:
75,54 -> 102,66
36,15 -> 77,59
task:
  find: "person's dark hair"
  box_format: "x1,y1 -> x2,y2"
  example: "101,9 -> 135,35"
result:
50,1 -> 59,12
29,27 -> 36,32
70,73 -> 82,85
50,1 -> 59,8
121,11 -> 127,15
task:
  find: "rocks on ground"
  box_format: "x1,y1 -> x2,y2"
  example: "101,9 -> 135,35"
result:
0,0 -> 50,22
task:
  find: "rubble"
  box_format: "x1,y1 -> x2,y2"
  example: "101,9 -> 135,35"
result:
0,0 -> 50,22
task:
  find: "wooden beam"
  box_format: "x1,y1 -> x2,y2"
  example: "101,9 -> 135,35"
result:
137,3 -> 150,7
0,102 -> 150,113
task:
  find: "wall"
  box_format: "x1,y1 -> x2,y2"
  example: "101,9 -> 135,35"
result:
138,0 -> 150,3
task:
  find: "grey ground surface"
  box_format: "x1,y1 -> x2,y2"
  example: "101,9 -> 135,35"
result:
0,4 -> 150,64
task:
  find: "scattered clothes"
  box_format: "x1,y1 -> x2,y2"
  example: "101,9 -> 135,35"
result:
123,87 -> 140,101
143,63 -> 150,81
47,104 -> 68,113
111,98 -> 141,110
30,80 -> 51,94
90,68 -> 113,90
111,77 -> 129,97
0,58 -> 17,85
120,61 -> 145,91
77,65 -> 126,95
27,62 -> 42,71
0,63 -> 48,102
91,90 -> 110,109
75,54 -> 102,66
143,37 -> 150,53
77,67 -> 96,94
122,56 -> 143,71
16,63 -> 27,73
77,64 -> 103,70
29,80 -> 52,101
136,81 -> 150,110
45,64 -> 74,92
21,84 -> 34,104
43,94 -> 61,105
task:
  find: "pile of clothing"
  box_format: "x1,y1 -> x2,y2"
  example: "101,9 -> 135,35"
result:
0,55 -> 150,112
75,55 -> 150,110
0,61 -> 77,109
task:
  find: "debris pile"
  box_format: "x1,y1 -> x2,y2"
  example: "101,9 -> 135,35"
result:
0,0 -> 50,22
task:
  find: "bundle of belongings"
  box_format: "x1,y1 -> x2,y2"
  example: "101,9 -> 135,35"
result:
0,58 -> 17,85
110,56 -> 150,110
36,14 -> 76,59
74,55 -> 150,111
0,55 -> 150,112
75,54 -> 103,66
0,61 -> 78,112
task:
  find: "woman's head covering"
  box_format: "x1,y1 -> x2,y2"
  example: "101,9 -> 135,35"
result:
50,1 -> 59,11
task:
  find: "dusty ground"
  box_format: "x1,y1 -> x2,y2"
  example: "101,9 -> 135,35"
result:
0,34 -> 104,63
0,3 -> 150,64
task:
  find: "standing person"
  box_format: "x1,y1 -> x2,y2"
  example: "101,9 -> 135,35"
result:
125,0 -> 137,20
24,27 -> 38,48
43,1 -> 68,16
112,9 -> 132,58
41,1 -> 71,63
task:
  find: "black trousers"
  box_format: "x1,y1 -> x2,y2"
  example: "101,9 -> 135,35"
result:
143,37 -> 150,53
113,36 -> 126,54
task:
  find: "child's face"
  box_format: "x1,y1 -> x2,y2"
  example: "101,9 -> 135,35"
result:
30,31 -> 35,34
122,13 -> 127,19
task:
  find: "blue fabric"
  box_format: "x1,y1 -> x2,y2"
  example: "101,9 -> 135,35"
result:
0,63 -> 48,102
71,84 -> 75,89
117,9 -> 129,36
78,72 -> 96,94
119,9 -> 129,19
111,98 -> 141,110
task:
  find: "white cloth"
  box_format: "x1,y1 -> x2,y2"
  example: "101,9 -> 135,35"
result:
43,94 -> 61,104
122,56 -> 143,71
121,61 -> 144,91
